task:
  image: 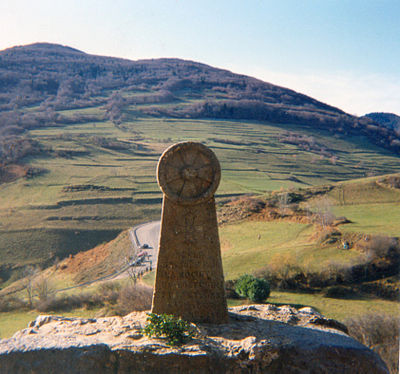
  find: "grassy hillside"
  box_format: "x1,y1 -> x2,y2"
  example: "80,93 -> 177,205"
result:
0,43 -> 399,287
220,221 -> 362,280
1,173 -> 398,341
0,46 -> 398,373
1,110 -> 400,280
218,174 -> 400,287
324,175 -> 400,236
2,43 -> 399,158
1,114 -> 400,277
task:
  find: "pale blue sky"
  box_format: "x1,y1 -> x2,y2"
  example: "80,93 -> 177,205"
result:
1,0 -> 399,115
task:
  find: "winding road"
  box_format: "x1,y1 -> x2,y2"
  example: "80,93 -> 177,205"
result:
129,220 -> 160,270
54,221 -> 161,292
0,221 -> 161,298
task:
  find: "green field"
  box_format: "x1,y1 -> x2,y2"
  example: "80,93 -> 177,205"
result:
1,117 -> 399,251
267,291 -> 399,321
220,221 -> 362,280
332,203 -> 400,236
218,174 -> 400,280
1,95 -> 400,285
325,176 -> 400,236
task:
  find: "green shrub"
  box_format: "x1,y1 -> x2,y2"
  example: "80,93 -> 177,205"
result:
142,313 -> 194,346
235,274 -> 254,298
323,285 -> 355,299
235,274 -> 270,302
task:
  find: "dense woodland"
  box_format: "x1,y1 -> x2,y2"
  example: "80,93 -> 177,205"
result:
0,43 -> 399,168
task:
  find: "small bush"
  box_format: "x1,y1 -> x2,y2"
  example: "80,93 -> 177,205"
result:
113,284 -> 152,316
322,285 -> 355,298
256,254 -> 304,290
34,293 -> 103,312
363,236 -> 400,259
345,314 -> 399,374
235,274 -> 255,297
247,279 -> 271,302
32,281 -> 153,315
96,282 -> 121,305
235,274 -> 270,302
142,313 -> 194,346
0,295 -> 28,312
32,276 -> 54,302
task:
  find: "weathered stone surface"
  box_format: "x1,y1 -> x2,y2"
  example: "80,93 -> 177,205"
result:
0,305 -> 389,374
152,142 -> 228,323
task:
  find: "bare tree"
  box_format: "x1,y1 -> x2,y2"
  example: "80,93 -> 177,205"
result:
23,265 -> 39,308
277,192 -> 289,214
33,276 -> 53,302
126,260 -> 138,286
122,244 -> 139,286
312,196 -> 335,227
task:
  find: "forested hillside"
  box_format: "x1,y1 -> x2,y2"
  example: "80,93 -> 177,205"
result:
364,112 -> 400,131
1,42 -> 399,169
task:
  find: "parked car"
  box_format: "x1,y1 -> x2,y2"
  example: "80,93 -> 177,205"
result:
137,251 -> 148,258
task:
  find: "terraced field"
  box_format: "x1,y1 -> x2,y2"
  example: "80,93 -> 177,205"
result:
1,91 -> 400,277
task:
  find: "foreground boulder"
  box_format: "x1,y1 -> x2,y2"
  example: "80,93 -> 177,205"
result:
0,304 -> 388,373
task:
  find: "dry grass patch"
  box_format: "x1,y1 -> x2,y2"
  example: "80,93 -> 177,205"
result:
345,314 -> 399,374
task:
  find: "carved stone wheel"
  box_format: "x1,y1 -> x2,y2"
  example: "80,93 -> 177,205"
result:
157,142 -> 221,205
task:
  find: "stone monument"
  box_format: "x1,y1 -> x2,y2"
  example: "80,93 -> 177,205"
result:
151,141 -> 228,323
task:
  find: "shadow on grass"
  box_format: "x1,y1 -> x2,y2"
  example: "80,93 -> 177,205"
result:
322,292 -> 372,301
267,301 -> 314,310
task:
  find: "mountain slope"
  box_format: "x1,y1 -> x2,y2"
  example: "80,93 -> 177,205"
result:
0,43 -> 398,156
0,43 -> 400,284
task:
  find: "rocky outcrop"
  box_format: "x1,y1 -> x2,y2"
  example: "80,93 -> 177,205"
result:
0,305 -> 388,374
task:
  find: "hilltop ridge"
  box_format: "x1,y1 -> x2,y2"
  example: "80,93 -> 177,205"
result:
2,43 -> 85,56
364,112 -> 400,131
